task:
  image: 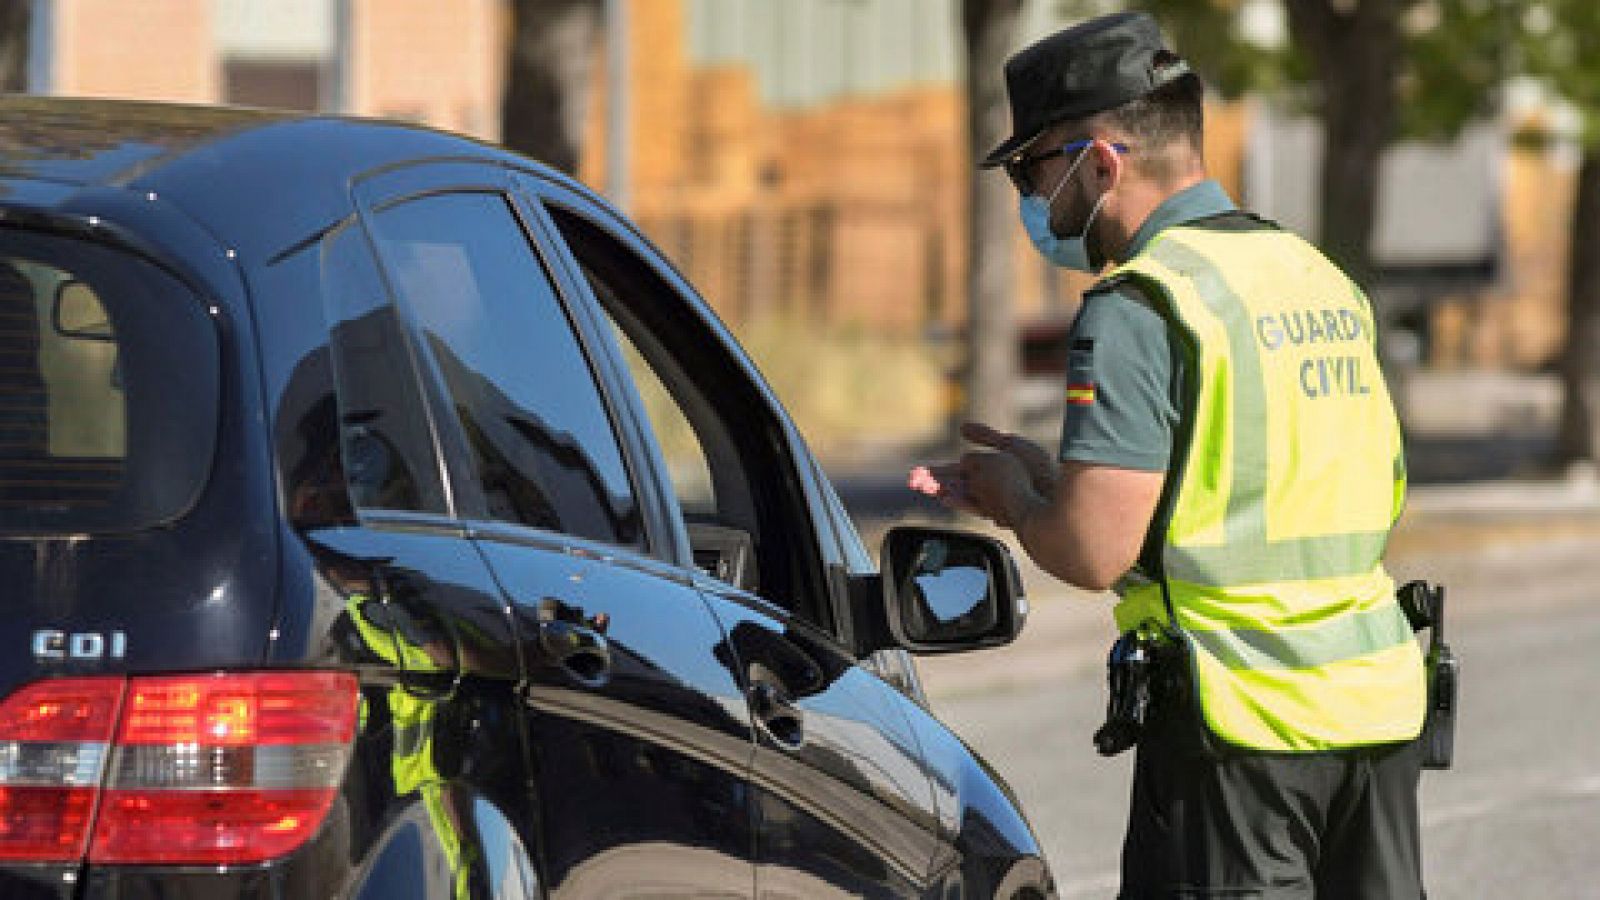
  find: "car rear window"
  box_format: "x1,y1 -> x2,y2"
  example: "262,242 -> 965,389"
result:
0,229 -> 219,534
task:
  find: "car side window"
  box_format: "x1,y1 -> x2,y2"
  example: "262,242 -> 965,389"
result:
545,204 -> 833,631
368,191 -> 643,549
318,219 -> 447,518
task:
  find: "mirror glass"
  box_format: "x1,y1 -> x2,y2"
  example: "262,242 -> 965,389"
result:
53,280 -> 115,340
894,534 -> 998,644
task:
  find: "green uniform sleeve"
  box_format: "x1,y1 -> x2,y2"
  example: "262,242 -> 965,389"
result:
1058,284 -> 1182,472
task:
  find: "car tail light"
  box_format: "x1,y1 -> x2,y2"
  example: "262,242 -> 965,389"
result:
0,678 -> 123,861
0,671 -> 358,866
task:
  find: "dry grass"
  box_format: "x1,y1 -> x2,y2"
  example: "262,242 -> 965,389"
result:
734,318 -> 950,463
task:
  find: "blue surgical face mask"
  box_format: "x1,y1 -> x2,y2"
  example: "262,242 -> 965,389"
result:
1020,143 -> 1108,273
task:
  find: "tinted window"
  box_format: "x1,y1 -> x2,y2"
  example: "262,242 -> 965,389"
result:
369,192 -> 641,547
249,218 -> 448,529
320,220 -> 447,517
0,230 -> 218,534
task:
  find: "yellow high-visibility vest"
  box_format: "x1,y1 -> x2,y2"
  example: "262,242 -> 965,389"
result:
1104,222 -> 1426,752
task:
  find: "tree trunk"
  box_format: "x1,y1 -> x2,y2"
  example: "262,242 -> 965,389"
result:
502,0 -> 602,175
1554,148 -> 1600,468
0,0 -> 29,92
1284,0 -> 1404,291
961,0 -> 1024,435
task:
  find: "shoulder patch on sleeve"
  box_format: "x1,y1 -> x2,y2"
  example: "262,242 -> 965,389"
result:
1068,338 -> 1095,367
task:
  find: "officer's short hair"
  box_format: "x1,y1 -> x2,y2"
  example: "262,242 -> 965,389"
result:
1094,52 -> 1205,182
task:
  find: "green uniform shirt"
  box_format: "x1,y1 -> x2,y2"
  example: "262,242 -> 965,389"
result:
1059,180 -> 1238,472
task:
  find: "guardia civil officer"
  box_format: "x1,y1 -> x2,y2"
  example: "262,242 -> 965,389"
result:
911,12 -> 1427,898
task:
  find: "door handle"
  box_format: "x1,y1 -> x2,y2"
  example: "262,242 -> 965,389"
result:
536,597 -> 611,687
748,671 -> 804,748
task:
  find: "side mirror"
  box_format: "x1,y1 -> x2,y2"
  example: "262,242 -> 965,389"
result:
52,279 -> 115,341
858,526 -> 1026,656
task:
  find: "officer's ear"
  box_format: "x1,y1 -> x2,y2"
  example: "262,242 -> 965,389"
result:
1092,138 -> 1124,185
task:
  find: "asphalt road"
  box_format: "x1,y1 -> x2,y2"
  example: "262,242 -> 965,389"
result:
918,529 -> 1600,899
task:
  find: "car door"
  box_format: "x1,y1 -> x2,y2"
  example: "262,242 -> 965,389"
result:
252,205 -> 539,897
525,184 -> 948,898
356,166 -> 757,898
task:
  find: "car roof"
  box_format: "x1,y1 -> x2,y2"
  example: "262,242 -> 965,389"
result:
0,95 -> 294,186
0,95 -> 582,264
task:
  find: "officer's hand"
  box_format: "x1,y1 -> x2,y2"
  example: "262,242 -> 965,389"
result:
954,450 -> 1039,529
959,422 -> 1057,494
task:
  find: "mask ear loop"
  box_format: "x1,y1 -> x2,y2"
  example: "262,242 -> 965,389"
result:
1043,142 -> 1092,205
1034,142 -> 1094,240
1078,139 -> 1122,252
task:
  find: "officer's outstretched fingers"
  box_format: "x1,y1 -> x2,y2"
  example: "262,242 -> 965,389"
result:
960,422 -> 1055,493
959,421 -> 1012,448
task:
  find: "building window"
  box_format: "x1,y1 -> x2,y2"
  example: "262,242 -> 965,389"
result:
223,59 -> 324,112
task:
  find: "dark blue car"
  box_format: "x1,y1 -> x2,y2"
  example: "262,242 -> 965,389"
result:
0,96 -> 1054,899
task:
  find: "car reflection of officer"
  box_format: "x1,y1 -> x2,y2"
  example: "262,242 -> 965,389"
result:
301,470 -> 475,897
343,584 -> 476,900
911,13 -> 1426,899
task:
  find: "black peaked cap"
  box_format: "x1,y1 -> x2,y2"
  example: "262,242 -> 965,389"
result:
981,11 -> 1189,169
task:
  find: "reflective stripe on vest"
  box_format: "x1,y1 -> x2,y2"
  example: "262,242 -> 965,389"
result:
346,596 -> 445,792
1106,225 -> 1426,752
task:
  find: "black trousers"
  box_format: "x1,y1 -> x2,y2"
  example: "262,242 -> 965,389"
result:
1118,694 -> 1425,899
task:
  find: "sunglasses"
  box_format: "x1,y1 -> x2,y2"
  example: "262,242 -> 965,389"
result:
1004,138 -> 1130,195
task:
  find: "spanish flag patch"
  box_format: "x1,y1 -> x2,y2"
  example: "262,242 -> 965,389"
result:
1066,382 -> 1096,406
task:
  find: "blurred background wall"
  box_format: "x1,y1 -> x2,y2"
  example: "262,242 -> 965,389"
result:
12,0 -> 1579,460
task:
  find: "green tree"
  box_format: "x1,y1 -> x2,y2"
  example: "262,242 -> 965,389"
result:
1059,0 -> 1507,290
961,0 -> 1027,433
1519,1 -> 1600,467
1284,0 -> 1409,289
